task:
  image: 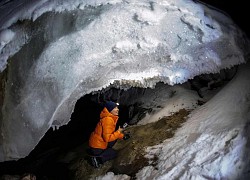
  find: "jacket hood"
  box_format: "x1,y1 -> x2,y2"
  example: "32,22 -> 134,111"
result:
100,107 -> 118,120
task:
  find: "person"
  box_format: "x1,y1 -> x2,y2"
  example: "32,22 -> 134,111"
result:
88,101 -> 130,168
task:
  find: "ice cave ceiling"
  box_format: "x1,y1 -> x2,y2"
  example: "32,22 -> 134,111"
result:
0,0 -> 250,162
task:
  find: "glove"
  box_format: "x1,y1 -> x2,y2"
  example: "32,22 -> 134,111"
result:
123,133 -> 130,140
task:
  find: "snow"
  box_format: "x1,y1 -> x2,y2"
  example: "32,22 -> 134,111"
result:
137,85 -> 200,125
0,0 -> 249,178
95,62 -> 250,179
96,172 -> 130,180
0,29 -> 15,50
0,29 -> 15,70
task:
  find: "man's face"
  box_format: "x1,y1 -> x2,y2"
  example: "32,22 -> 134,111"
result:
110,106 -> 119,116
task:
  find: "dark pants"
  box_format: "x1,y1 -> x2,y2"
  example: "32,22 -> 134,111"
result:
89,141 -> 117,163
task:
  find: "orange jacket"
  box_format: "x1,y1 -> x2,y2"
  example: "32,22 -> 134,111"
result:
89,107 -> 124,149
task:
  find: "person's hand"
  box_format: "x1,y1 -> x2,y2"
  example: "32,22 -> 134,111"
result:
118,126 -> 124,133
123,133 -> 130,140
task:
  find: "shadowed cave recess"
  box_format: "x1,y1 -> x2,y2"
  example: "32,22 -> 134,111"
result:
0,68 -> 236,179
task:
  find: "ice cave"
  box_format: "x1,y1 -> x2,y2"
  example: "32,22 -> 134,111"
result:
0,0 -> 250,179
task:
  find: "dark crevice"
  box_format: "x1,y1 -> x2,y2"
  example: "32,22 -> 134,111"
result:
0,85 -> 143,179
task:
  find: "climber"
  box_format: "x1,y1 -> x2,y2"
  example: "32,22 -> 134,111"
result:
88,101 -> 130,168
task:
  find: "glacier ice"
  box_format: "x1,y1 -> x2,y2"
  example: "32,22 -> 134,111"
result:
0,0 -> 249,161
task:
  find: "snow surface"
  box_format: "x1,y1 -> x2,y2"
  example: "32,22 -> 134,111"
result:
95,60 -> 250,180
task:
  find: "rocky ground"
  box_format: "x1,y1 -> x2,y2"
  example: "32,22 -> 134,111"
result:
63,109 -> 190,180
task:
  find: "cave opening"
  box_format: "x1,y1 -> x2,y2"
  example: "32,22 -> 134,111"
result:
0,68 -> 236,179
0,84 -> 148,179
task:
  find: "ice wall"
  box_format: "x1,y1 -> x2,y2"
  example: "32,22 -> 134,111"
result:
0,0 -> 249,161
